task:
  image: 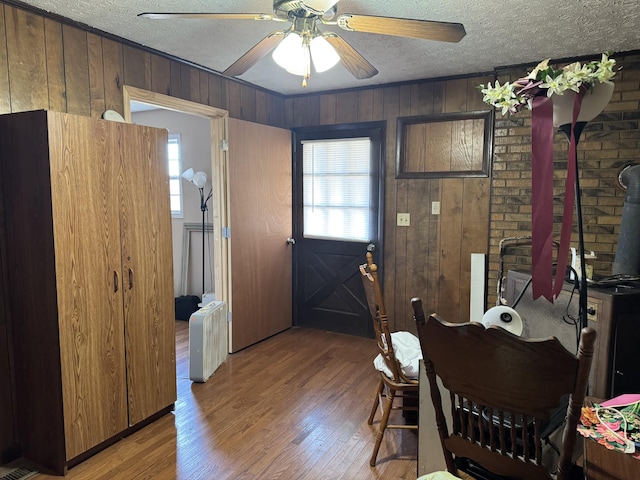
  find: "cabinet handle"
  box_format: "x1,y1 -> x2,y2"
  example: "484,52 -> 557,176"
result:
114,271 -> 119,292
128,268 -> 134,290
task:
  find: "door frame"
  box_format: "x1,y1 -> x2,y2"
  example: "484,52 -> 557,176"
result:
122,86 -> 231,325
291,121 -> 386,334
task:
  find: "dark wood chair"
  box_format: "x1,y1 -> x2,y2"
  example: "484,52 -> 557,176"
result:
360,252 -> 419,466
411,297 -> 596,480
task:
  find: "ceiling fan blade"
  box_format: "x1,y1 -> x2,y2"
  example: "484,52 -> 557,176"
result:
324,33 -> 378,80
336,14 -> 466,43
223,31 -> 285,77
138,12 -> 275,21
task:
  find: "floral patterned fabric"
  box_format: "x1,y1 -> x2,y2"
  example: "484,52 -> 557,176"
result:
578,403 -> 640,459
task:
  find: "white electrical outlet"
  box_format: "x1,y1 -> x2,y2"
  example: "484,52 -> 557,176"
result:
397,213 -> 410,226
432,201 -> 441,215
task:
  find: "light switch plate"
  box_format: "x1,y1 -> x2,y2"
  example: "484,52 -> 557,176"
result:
397,213 -> 410,226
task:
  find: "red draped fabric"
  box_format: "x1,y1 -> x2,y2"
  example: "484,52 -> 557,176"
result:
530,89 -> 585,301
530,95 -> 555,301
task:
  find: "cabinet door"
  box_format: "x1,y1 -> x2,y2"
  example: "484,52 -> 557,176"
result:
118,123 -> 176,425
48,113 -> 128,459
612,309 -> 640,396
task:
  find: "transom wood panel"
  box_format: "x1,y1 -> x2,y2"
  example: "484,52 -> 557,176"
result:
397,110 -> 493,178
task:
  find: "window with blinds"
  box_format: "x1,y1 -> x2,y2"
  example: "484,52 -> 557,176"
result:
302,137 -> 372,242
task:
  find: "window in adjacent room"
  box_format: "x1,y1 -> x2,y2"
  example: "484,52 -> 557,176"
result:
168,133 -> 183,217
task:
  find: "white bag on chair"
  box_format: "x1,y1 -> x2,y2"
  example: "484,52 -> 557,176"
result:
373,330 -> 422,380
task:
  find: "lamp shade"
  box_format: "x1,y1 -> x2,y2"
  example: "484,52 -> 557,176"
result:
310,36 -> 340,72
181,167 -> 195,182
481,306 -> 524,336
552,81 -> 614,127
181,168 -> 207,188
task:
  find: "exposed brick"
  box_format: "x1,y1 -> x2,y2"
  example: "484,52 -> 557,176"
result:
586,131 -> 621,140
607,101 -> 640,112
487,52 -> 639,295
597,216 -> 623,225
622,90 -> 640,101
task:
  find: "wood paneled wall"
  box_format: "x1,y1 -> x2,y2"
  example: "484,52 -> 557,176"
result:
0,3 -> 286,125
285,75 -> 494,331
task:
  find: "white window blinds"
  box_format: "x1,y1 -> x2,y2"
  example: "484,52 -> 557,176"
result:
302,137 -> 371,242
168,134 -> 182,216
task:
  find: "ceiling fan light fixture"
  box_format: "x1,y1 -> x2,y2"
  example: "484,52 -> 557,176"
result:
285,46 -> 311,77
310,35 -> 340,72
272,32 -> 306,74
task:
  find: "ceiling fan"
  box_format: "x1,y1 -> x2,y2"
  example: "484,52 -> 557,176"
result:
139,0 -> 466,86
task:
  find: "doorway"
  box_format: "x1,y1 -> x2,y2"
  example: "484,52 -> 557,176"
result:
123,86 -> 229,393
124,87 -> 294,355
130,108 -> 213,299
292,122 -> 385,337
123,86 -> 230,308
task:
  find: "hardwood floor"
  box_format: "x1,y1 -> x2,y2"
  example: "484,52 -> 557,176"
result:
32,322 -> 418,479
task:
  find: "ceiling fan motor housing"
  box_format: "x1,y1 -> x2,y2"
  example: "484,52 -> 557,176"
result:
273,0 -> 336,20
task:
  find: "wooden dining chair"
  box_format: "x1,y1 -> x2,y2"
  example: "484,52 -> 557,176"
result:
411,297 -> 596,480
360,252 -> 419,466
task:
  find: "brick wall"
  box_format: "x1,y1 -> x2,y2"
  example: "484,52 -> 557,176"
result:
487,53 -> 640,306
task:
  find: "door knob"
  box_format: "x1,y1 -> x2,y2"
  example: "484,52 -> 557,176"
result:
286,237 -> 296,245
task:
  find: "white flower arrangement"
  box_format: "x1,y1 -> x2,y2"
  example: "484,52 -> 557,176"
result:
479,53 -> 617,115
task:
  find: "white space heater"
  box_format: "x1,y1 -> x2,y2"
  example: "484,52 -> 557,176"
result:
189,300 -> 228,382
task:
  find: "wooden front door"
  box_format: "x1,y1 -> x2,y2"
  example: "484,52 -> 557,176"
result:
292,123 -> 385,337
228,119 -> 293,352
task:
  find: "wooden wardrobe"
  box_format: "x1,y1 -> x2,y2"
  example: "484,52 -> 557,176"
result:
0,110 -> 176,475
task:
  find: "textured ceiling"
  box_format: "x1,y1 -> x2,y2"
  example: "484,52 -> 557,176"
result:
13,0 -> 640,95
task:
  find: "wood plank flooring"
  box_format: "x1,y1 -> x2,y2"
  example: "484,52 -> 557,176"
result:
33,322 -> 418,479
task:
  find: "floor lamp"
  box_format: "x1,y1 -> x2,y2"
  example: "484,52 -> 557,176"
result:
182,168 -> 213,301
552,81 -> 614,332
558,121 -> 589,332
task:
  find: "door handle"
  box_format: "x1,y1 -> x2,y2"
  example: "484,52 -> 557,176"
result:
114,270 -> 119,293
128,268 -> 134,289
367,243 -> 376,252
286,237 -> 296,245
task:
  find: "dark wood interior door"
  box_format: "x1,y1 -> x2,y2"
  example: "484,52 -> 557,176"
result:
292,123 -> 384,337
228,119 -> 293,352
296,239 -> 376,337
